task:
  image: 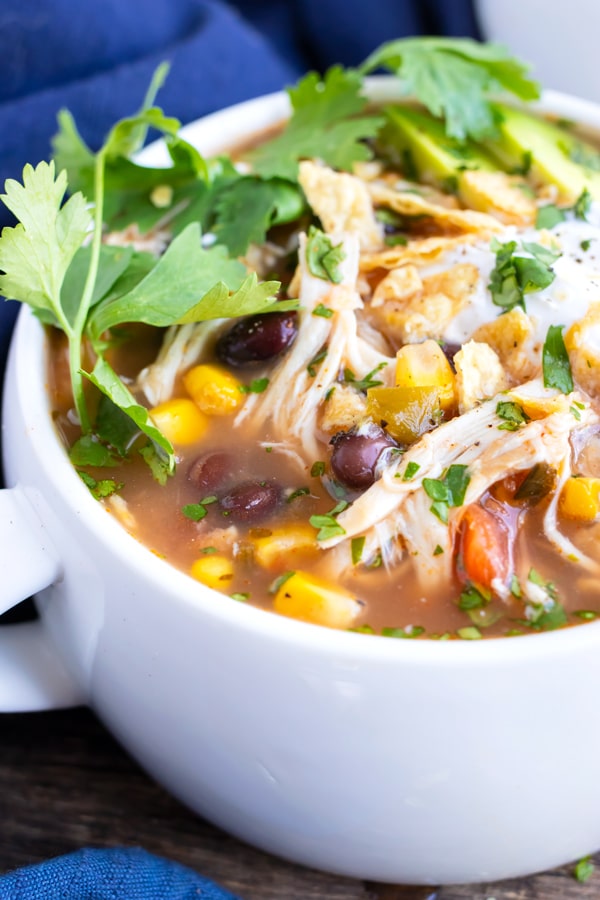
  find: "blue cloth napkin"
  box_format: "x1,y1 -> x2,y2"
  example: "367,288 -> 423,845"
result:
0,1 -> 478,893
0,847 -> 241,899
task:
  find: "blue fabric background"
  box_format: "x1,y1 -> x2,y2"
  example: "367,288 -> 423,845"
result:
0,1 -> 479,894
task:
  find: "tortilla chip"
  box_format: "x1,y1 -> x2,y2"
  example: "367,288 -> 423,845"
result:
298,161 -> 382,249
472,307 -> 537,382
368,183 -> 505,234
565,302 -> 600,398
319,384 -> 367,434
360,234 -> 479,273
459,170 -> 537,226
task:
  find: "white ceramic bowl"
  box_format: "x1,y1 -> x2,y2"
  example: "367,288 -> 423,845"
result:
3,84 -> 600,885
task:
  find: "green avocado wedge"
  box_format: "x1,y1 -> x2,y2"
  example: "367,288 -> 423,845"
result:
489,103 -> 600,202
377,105 -> 500,195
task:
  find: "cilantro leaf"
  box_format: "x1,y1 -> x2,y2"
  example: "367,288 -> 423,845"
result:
542,324 -> 574,394
488,237 -> 560,312
422,464 -> 470,523
306,226 -> 346,282
361,37 -> 539,141
0,162 -> 91,317
83,356 -> 175,469
309,500 -> 348,541
535,204 -> 566,230
247,66 -> 383,180
213,176 -> 305,257
496,400 -> 530,431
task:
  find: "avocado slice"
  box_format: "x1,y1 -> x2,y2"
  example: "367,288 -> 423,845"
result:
489,103 -> 600,202
377,105 -> 500,195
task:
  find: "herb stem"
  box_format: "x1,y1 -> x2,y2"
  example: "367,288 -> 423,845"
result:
70,150 -> 106,432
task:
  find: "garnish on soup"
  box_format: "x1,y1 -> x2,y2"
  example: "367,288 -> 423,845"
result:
3,38 -> 600,638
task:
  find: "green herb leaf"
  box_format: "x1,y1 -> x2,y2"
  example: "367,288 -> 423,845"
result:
247,66 -> 383,181
78,470 -> 123,500
182,496 -> 217,521
69,435 -> 119,468
496,400 -> 530,431
306,226 -> 346,283
239,377 -> 270,394
313,303 -> 334,319
573,187 -> 592,220
286,487 -> 310,503
382,625 -> 425,639
574,856 -> 594,883
361,38 -> 539,141
311,461 -> 326,477
351,536 -> 366,564
535,204 -> 566,229
489,237 -> 560,313
542,324 -> 574,393
423,464 -> 470,523
213,176 -> 305,257
401,461 -> 420,481
343,362 -> 388,392
310,500 -> 348,541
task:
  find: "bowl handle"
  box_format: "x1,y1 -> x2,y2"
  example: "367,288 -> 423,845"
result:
0,488 -> 85,711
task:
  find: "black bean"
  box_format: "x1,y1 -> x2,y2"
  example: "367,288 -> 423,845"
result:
330,425 -> 398,490
216,311 -> 298,367
187,451 -> 232,493
219,480 -> 281,524
441,342 -> 462,372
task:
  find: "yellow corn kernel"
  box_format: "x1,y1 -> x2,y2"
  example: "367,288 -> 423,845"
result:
252,524 -> 318,569
183,364 -> 244,416
273,571 -> 362,629
150,398 -> 209,445
395,339 -> 456,411
559,477 -> 600,522
190,554 -> 235,589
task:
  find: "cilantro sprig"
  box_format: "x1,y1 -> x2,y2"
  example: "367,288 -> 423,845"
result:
488,238 -> 561,313
360,37 -> 539,141
422,464 -> 470,523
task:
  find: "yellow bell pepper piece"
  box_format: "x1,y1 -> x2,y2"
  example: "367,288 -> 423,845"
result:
395,340 -> 456,412
150,398 -> 209,445
273,571 -> 362,629
559,477 -> 600,522
183,363 -> 244,416
366,385 -> 441,444
190,554 -> 235,589
252,524 -> 318,569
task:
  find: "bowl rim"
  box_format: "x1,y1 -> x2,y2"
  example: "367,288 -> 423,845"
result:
9,78 -> 600,666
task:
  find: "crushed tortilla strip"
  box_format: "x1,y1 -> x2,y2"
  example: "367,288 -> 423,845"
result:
472,307 -> 537,383
507,381 -> 574,419
565,302 -> 600,398
369,263 -> 478,344
368,182 -> 505,234
298,161 -> 382,249
459,170 -> 537,226
454,340 -> 509,413
360,234 -> 479,273
319,384 -> 367,435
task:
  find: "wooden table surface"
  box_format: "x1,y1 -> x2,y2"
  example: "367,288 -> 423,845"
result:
1,703 -> 598,900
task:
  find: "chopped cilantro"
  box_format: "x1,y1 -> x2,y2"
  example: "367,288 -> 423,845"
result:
496,400 -> 530,431
230,592 -> 250,602
69,434 -> 119,468
286,487 -> 310,503
575,610 -> 598,620
351,536 -> 366,565
182,495 -> 217,521
433,544 -> 444,556
269,571 -> 295,594
311,461 -> 326,477
307,347 -> 328,377
384,233 -> 409,247
201,546 -> 218,555
581,238 -> 593,251
382,625 -> 425,639
510,574 -> 522,598
536,204 -> 566,229
77,470 -> 122,500
343,362 -> 388,392
542,324 -> 574,393
313,303 -> 334,318
458,584 -> 490,610
422,464 -> 470,524
488,238 -> 560,313
306,227 -> 346,283
573,187 -> 592,220
400,461 -> 420,481
239,377 -> 270,394
310,500 -> 349,541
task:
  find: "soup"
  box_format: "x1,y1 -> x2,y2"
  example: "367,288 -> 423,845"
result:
7,42 -> 600,638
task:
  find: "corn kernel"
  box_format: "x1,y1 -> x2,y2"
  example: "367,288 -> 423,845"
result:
183,364 -> 244,416
395,339 -> 456,411
253,524 -> 318,569
559,477 -> 600,522
190,554 -> 235,589
274,571 -> 362,629
150,398 -> 209,445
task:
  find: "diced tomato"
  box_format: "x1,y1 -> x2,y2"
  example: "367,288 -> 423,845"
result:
455,503 -> 510,590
